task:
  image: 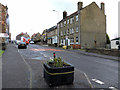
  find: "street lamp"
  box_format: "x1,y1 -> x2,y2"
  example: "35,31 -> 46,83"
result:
53,10 -> 59,47
53,10 -> 59,23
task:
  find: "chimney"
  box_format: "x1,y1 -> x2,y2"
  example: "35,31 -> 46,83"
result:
101,2 -> 105,14
63,11 -> 67,19
78,2 -> 83,11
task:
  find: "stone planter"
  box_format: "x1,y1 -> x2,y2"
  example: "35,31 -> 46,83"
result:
43,62 -> 74,86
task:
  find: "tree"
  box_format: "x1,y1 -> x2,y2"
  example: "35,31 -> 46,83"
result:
106,33 -> 110,44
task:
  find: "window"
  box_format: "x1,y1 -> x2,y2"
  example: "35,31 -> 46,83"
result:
70,28 -> 74,34
67,29 -> 69,34
76,15 -> 78,21
76,37 -> 78,44
61,39 -> 63,44
67,19 -> 69,24
76,27 -> 78,32
76,37 -> 78,42
64,21 -> 66,26
70,38 -> 74,44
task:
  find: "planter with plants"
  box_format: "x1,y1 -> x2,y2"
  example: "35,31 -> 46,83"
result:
43,53 -> 74,86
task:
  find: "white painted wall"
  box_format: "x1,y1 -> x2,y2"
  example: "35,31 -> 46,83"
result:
111,40 -> 119,49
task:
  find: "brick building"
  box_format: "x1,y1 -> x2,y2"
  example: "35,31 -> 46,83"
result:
0,3 -> 10,49
57,2 -> 106,48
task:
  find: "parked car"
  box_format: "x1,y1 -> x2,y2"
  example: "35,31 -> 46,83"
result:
15,40 -> 21,45
18,41 -> 27,49
30,41 -> 34,44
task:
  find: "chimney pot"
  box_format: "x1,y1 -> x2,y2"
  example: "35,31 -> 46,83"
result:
63,11 -> 67,19
101,2 -> 105,14
78,2 -> 83,11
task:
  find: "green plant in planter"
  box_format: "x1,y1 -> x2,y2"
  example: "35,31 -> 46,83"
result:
47,59 -> 54,65
47,57 -> 67,67
44,56 -> 74,86
55,57 -> 63,67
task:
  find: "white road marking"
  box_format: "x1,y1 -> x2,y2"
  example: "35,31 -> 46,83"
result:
18,50 -> 32,88
109,87 -> 118,90
92,79 -> 104,85
83,73 -> 93,88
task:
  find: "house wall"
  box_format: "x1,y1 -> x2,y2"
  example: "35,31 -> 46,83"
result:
111,40 -> 119,49
47,28 -> 57,44
58,13 -> 79,46
80,2 -> 106,48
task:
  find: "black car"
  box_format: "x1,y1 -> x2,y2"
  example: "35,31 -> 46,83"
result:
18,41 -> 27,49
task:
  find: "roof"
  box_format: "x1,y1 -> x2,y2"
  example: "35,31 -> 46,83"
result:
111,37 -> 120,41
58,11 -> 78,23
47,26 -> 57,33
58,2 -> 101,24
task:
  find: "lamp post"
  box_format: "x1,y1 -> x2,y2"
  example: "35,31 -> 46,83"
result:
53,10 -> 59,47
53,10 -> 59,23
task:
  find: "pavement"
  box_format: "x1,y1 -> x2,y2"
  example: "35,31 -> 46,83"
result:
2,44 -> 93,88
67,49 -> 119,61
2,44 -> 30,88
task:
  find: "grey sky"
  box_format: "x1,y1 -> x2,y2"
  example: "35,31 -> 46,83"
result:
0,0 -> 119,40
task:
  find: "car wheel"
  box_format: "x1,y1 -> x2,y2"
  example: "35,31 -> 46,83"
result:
25,46 -> 27,49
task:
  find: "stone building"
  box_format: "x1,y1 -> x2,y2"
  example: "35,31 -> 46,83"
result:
16,32 -> 30,40
41,29 -> 47,44
47,26 -> 57,45
31,32 -> 41,43
57,2 -> 106,48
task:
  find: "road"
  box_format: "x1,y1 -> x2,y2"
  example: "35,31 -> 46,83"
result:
2,43 -> 119,89
17,44 -> 119,89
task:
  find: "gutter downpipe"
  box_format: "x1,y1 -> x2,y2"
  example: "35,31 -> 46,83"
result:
78,10 -> 81,46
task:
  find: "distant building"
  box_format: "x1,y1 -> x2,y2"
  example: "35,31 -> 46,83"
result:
41,29 -> 47,44
31,32 -> 41,43
57,2 -> 106,48
47,26 -> 57,45
16,32 -> 30,40
111,37 -> 120,49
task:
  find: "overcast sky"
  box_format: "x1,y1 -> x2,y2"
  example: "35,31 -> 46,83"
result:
0,0 -> 119,40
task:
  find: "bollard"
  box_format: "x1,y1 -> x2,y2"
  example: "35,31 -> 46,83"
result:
53,52 -> 56,58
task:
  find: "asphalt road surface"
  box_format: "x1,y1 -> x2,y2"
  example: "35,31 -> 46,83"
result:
17,44 -> 119,89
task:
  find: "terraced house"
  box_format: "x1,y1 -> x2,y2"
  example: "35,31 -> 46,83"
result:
47,26 -> 57,46
57,2 -> 106,48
